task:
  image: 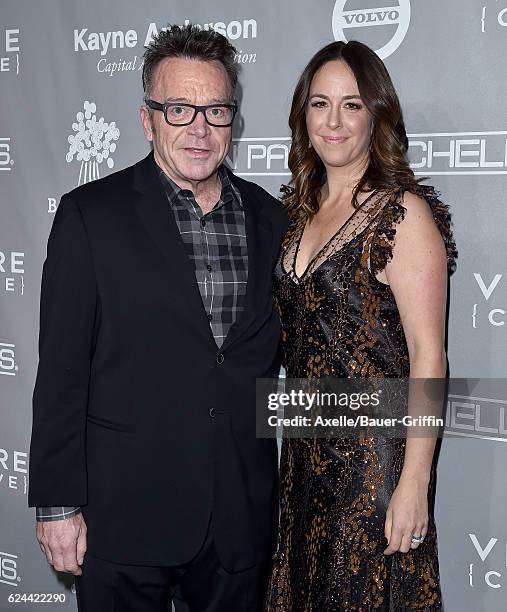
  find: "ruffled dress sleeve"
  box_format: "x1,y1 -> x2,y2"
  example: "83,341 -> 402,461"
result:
370,184 -> 458,277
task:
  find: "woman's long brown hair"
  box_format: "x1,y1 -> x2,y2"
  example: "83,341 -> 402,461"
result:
283,40 -> 421,221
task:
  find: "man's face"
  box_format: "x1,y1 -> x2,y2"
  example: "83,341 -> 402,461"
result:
141,57 -> 233,188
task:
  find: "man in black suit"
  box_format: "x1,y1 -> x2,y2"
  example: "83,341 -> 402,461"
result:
29,24 -> 287,611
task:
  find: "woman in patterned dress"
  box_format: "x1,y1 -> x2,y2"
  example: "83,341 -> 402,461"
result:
265,41 -> 457,611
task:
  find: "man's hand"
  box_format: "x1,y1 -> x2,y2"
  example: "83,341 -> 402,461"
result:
36,513 -> 87,575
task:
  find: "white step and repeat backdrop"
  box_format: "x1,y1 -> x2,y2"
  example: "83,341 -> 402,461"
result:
1,1 -> 506,610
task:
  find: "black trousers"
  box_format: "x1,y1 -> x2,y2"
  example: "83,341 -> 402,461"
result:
74,518 -> 269,612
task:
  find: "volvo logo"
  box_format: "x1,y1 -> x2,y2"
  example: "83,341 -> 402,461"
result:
332,0 -> 411,59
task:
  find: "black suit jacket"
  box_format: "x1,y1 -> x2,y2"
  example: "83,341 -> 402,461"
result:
28,152 -> 288,570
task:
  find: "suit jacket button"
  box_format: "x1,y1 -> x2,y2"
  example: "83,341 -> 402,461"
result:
216,353 -> 225,365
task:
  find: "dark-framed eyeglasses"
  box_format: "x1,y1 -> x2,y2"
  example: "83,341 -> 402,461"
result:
144,99 -> 237,127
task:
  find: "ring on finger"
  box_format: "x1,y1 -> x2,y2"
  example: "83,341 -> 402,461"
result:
411,534 -> 425,545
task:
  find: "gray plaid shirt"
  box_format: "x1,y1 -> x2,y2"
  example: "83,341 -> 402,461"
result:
36,162 -> 248,522
158,162 -> 248,345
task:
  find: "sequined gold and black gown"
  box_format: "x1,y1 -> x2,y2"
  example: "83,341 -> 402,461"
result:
265,185 -> 457,612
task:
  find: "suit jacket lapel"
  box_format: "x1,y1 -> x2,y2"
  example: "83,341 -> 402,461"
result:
131,153 -> 275,352
132,153 -> 216,346
220,171 -> 273,352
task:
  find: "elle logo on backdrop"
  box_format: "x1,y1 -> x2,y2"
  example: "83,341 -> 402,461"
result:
445,394 -> 507,443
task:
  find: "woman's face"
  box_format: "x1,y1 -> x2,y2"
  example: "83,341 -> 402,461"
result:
306,59 -> 372,173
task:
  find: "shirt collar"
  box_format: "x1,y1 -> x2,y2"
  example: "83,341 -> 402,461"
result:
155,160 -> 241,209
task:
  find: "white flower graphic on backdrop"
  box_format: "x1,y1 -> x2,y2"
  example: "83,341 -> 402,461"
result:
66,101 -> 120,185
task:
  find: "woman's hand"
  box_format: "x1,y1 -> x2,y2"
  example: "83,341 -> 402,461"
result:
383,473 -> 429,555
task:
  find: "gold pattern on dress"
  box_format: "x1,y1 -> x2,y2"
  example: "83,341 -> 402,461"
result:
266,185 -> 456,611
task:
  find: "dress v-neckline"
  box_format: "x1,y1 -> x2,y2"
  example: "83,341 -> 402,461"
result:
290,190 -> 378,283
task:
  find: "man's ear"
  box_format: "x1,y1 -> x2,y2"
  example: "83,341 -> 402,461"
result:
140,105 -> 154,142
